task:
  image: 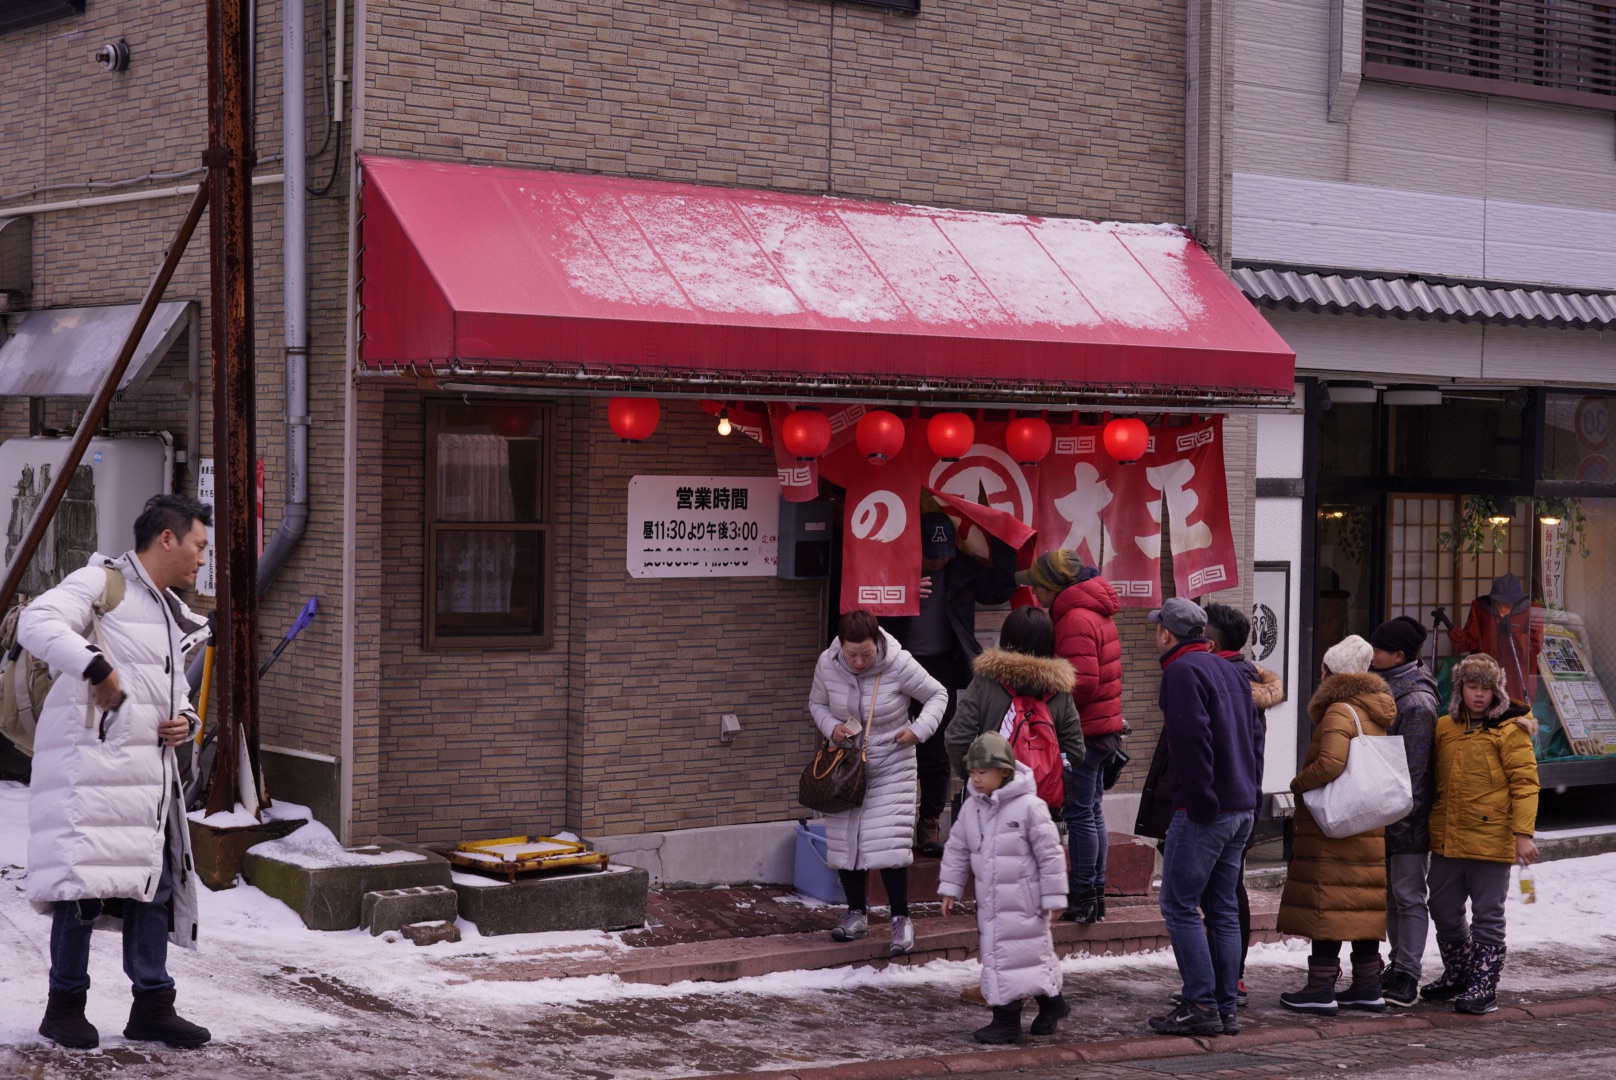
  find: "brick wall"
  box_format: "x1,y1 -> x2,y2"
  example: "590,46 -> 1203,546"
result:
363,0 -> 1186,223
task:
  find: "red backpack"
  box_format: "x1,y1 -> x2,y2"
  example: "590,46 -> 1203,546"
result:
1003,685 -> 1065,808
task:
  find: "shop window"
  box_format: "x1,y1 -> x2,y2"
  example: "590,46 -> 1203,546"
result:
1387,389 -> 1525,480
1318,401 -> 1378,477
1544,393 -> 1613,483
424,400 -> 553,649
1317,501 -> 1379,669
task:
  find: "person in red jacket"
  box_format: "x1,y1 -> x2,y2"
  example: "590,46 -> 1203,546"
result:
1017,548 -> 1124,923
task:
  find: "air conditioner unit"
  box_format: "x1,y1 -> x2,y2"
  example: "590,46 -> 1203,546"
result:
0,435 -> 173,596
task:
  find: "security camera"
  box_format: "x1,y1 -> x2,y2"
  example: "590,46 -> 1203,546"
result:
93,40 -> 130,73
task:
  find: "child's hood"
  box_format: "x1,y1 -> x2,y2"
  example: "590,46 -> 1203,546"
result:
971,760 -> 1038,805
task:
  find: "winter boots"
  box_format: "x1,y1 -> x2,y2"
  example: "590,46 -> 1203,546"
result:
915,818 -> 945,858
973,1002 -> 1024,1044
1419,937 -> 1474,1003
1336,957 -> 1388,1013
38,990 -> 99,1049
1278,960 -> 1341,1015
124,988 -> 212,1049
1060,886 -> 1103,924
1029,993 -> 1069,1036
1454,943 -> 1506,1015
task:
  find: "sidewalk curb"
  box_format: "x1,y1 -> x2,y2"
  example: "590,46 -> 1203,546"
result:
684,994 -> 1612,1080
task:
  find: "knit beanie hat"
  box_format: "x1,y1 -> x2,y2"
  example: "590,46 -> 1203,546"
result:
1369,615 -> 1427,663
1450,653 -> 1508,718
965,731 -> 1017,772
1322,634 -> 1374,675
1014,549 -> 1084,593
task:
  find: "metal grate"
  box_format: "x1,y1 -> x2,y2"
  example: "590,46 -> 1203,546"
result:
1365,0 -> 1616,111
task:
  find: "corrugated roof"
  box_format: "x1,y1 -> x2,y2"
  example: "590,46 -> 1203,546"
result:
1234,266 -> 1616,329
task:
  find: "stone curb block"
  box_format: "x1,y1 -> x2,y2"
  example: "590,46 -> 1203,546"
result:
675,996 -> 1616,1080
361,884 -> 459,935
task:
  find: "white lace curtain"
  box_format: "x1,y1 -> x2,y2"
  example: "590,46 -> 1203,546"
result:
437,433 -> 516,614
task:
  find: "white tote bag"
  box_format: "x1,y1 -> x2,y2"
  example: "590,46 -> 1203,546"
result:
1300,705 -> 1413,840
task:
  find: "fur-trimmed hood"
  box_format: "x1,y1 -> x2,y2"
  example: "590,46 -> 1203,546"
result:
972,648 -> 1076,697
1307,670 -> 1397,728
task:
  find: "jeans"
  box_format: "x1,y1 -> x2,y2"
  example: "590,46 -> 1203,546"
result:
1159,808 -> 1251,1016
1063,752 -> 1110,893
49,852 -> 175,995
911,653 -> 965,822
1385,852 -> 1432,979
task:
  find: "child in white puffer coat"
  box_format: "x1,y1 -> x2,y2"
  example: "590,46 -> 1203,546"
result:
939,732 -> 1069,1044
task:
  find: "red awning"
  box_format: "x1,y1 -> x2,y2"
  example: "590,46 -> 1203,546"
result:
358,156 -> 1293,399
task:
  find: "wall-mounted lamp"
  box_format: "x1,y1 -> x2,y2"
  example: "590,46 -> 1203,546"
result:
1322,509 -> 1347,520
1539,514 -> 1563,526
1383,384 -> 1444,407
1488,509 -> 1514,526
93,39 -> 130,73
1320,381 -> 1377,410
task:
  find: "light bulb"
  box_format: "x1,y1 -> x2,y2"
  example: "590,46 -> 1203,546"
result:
717,409 -> 732,437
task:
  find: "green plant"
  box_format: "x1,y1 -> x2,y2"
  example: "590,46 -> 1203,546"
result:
1535,496 -> 1592,559
1440,495 -> 1513,557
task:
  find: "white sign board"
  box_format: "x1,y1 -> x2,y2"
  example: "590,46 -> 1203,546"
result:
626,476 -> 780,578
196,459 -> 217,597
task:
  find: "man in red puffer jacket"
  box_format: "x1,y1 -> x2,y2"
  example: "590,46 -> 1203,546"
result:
1016,549 -> 1123,923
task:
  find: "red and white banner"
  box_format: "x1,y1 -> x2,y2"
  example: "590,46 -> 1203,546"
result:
767,402 -> 865,502
834,419 -> 929,616
1149,416 -> 1239,600
1031,425 -> 1163,608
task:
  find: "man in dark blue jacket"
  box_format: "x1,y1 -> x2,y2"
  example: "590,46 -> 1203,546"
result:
886,512 -> 1017,855
1147,597 -> 1264,1038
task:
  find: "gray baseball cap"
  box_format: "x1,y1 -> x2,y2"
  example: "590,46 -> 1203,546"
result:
1148,596 -> 1207,638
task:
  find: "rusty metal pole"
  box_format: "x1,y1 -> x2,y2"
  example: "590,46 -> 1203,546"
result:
205,0 -> 261,816
0,187 -> 209,616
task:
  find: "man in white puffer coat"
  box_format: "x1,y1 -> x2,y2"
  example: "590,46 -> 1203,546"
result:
21,495 -> 212,1051
939,733 -> 1069,1045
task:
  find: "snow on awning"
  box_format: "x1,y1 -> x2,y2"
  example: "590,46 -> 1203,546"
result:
358,156 -> 1294,402
0,300 -> 194,397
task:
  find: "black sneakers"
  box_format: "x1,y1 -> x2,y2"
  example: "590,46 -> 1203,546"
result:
1381,968 -> 1420,1008
1149,1001 -> 1223,1036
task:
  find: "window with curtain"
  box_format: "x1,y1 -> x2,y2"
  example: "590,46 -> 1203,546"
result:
425,400 -> 553,648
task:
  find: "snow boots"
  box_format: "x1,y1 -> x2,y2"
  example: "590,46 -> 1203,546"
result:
39,989 -> 99,1049
915,818 -> 944,858
1060,886 -> 1102,924
1279,960 -> 1340,1015
124,988 -> 212,1049
1030,993 -> 1069,1036
1419,936 -> 1473,1003
1337,957 -> 1388,1013
1454,943 -> 1506,1015
973,1002 -> 1024,1044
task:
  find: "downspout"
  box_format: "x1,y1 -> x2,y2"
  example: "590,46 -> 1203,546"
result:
338,0 -> 362,844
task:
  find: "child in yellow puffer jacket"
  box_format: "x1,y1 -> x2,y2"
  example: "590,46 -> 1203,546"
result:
1419,652 -> 1539,1016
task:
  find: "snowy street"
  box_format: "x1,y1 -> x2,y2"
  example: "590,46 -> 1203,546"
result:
4,781 -> 1616,1079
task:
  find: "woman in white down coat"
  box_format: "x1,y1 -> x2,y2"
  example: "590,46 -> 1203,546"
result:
940,734 -> 1070,1045
809,609 -> 947,955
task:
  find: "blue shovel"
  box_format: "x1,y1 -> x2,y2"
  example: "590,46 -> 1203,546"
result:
258,597 -> 317,678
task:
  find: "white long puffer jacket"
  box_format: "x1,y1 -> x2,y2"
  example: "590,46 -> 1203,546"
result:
808,629 -> 947,871
938,762 -> 1067,1005
21,551 -> 208,949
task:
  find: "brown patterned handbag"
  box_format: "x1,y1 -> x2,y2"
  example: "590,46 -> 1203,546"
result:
798,675 -> 879,814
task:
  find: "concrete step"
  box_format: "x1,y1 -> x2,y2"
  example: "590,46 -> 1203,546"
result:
451,891 -> 1282,987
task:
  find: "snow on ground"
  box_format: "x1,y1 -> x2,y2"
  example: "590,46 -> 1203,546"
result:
4,777 -> 1616,1079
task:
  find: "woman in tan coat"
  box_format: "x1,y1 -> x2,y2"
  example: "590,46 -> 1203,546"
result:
1276,635 -> 1397,1017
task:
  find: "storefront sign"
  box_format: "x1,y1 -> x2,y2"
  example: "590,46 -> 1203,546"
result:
1252,561 -> 1290,699
836,420 -> 929,616
626,476 -> 780,578
196,457 -> 264,598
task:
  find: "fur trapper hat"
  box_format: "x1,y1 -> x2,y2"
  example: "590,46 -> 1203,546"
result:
1449,653 -> 1508,719
1322,634 -> 1374,675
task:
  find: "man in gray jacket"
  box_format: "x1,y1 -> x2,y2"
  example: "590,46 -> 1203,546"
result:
1368,615 -> 1440,1008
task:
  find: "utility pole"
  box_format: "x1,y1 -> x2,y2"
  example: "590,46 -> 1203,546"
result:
205,0 -> 261,815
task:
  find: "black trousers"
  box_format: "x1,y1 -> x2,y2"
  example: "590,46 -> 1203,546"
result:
911,651 -> 968,821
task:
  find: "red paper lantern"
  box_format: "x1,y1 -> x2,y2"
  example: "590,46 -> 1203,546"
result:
608,397 -> 661,442
855,410 -> 906,463
1103,417 -> 1150,464
926,412 -> 975,461
1005,417 -> 1053,466
779,407 -> 832,460
487,406 -> 536,438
